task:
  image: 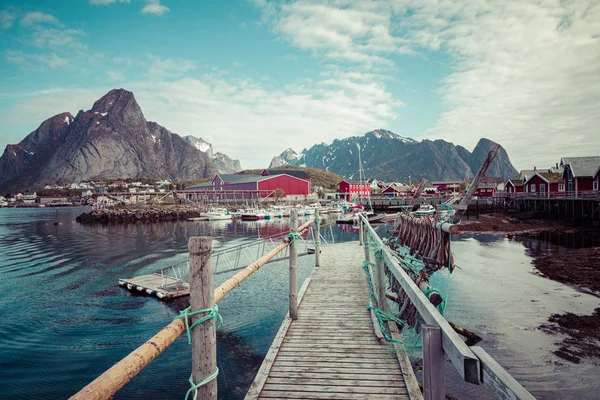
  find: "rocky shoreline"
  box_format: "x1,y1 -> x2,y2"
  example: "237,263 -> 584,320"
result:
76,205 -> 204,223
456,213 -> 581,235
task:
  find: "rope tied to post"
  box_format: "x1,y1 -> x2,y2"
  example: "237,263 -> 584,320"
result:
185,368 -> 219,400
286,232 -> 300,242
175,304 -> 223,345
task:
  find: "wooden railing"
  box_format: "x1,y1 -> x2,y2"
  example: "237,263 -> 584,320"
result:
358,213 -> 536,400
500,190 -> 599,200
70,211 -> 318,400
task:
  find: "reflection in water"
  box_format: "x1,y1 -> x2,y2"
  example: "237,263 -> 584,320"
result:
0,208 -> 599,399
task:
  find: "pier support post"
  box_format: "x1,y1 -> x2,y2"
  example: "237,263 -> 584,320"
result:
423,325 -> 445,400
315,209 -> 321,267
289,210 -> 298,320
188,237 -> 217,400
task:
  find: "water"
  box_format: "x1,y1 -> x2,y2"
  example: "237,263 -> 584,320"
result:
0,208 -> 598,399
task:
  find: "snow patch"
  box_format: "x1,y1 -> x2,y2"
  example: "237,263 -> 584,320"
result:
195,142 -> 211,152
374,132 -> 381,139
94,112 -> 98,114
101,112 -> 107,117
151,135 -> 157,143
96,121 -> 100,125
349,149 -> 353,155
12,151 -> 17,157
64,116 -> 70,125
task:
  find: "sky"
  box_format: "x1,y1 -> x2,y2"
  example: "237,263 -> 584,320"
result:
0,0 -> 598,170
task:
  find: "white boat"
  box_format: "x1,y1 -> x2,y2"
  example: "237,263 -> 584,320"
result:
241,209 -> 265,221
414,204 -> 436,217
200,208 -> 232,221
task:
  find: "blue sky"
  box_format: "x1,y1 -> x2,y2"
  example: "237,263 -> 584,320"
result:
1,0 -> 599,169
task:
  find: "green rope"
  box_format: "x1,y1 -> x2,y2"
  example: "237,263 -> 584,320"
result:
361,262 -> 421,348
175,304 -> 223,345
185,368 -> 219,400
174,305 -> 223,399
286,232 -> 300,242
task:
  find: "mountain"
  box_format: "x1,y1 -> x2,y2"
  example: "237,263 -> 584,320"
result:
0,89 -> 219,192
268,129 -> 517,182
184,135 -> 242,174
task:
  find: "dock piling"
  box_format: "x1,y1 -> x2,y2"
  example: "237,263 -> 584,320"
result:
423,325 -> 445,400
315,209 -> 321,267
189,237 -> 217,400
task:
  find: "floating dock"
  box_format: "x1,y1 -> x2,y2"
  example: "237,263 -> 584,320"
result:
118,273 -> 190,300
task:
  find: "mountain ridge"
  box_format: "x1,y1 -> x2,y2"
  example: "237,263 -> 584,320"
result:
269,129 -> 517,182
0,89 -> 223,192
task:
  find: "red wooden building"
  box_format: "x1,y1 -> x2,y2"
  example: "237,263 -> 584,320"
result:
475,183 -> 497,197
189,173 -> 310,199
505,179 -> 524,193
338,179 -> 370,201
523,172 -> 562,196
431,181 -> 462,193
560,156 -> 600,197
382,184 -> 412,197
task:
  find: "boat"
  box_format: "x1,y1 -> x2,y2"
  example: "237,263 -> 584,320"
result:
414,204 -> 436,217
241,209 -> 265,221
200,208 -> 232,221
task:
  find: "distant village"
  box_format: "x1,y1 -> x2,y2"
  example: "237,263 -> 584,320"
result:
1,156 -> 598,208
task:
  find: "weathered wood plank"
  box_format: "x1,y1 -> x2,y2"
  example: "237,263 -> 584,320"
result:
471,346 -> 536,400
269,366 -> 404,375
266,377 -> 406,387
267,372 -> 405,381
260,390 -> 406,400
261,383 -> 407,395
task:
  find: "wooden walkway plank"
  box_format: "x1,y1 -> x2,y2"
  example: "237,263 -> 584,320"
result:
246,241 -> 418,400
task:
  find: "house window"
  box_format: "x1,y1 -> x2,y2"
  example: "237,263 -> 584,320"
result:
594,181 -> 598,191
530,184 -> 536,193
558,183 -> 565,192
540,184 -> 545,193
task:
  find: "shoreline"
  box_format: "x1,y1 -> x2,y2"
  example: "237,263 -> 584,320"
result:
455,212 -> 593,235
76,204 -> 205,223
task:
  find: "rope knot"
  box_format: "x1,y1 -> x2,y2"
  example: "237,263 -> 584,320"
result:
175,304 -> 223,345
286,232 -> 300,242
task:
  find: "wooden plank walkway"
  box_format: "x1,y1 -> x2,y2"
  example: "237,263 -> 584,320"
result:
247,241 -> 417,400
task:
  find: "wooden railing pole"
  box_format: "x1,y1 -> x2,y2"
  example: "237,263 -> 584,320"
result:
375,252 -> 388,312
289,210 -> 298,320
315,209 -> 321,267
189,237 -> 217,400
423,325 -> 445,400
359,214 -> 364,246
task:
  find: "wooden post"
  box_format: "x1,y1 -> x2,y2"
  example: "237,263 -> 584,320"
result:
189,237 -> 217,400
359,215 -> 364,246
423,325 -> 445,400
315,210 -> 321,267
289,210 -> 298,320
375,253 -> 388,312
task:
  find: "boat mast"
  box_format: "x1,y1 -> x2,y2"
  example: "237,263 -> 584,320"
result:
356,143 -> 363,205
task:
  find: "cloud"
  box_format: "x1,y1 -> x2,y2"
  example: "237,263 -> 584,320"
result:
1,9 -> 17,29
141,0 -> 170,15
147,54 -> 196,79
254,0 -> 600,169
5,50 -> 68,69
30,27 -> 87,51
21,11 -> 60,27
105,70 -> 125,82
89,0 -> 130,5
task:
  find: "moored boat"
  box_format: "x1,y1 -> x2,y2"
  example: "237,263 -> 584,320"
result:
414,204 -> 436,217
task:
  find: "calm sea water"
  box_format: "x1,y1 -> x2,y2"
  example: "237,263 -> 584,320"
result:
0,207 -> 598,399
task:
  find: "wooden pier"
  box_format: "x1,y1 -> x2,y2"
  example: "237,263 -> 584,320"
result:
72,213 -> 536,400
246,241 -> 416,399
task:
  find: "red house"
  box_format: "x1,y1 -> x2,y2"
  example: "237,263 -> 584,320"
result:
476,183 -> 496,197
560,156 -> 600,197
505,179 -> 524,193
382,184 -> 412,197
338,180 -> 370,201
523,172 -> 563,196
431,181 -> 461,193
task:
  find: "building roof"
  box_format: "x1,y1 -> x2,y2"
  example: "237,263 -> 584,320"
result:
263,169 -> 310,179
216,174 -> 266,184
561,156 -> 600,178
477,183 -> 497,189
340,179 -> 369,185
187,181 -> 213,189
506,178 -> 524,187
537,172 -> 562,183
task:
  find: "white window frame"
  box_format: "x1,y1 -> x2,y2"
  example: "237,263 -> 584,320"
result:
530,184 -> 536,193
558,183 -> 565,192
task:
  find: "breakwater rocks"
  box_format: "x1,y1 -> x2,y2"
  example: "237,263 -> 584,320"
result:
76,206 -> 202,224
